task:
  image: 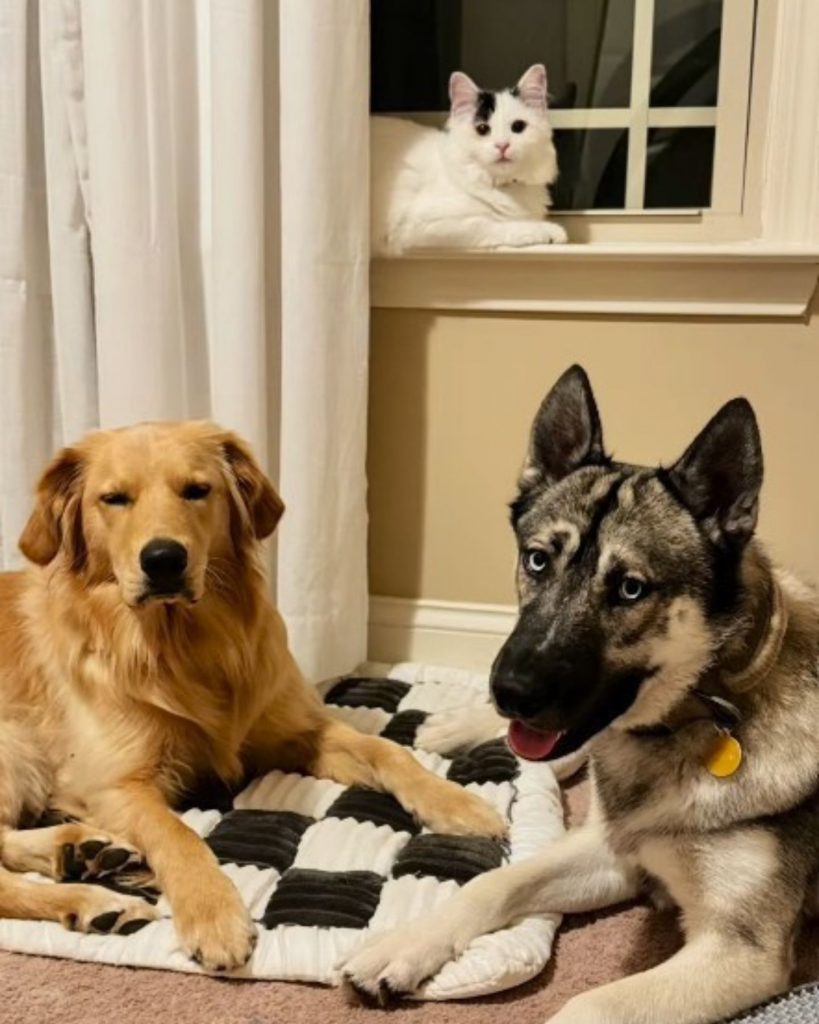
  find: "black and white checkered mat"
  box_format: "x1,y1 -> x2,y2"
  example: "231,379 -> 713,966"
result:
0,664 -> 564,1000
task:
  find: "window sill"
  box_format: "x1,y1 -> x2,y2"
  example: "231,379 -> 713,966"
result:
371,242 -> 819,319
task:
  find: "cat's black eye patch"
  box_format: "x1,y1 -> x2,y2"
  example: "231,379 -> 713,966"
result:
182,482 -> 212,501
511,120 -> 527,134
475,123 -> 490,137
475,91 -> 496,122
100,492 -> 130,507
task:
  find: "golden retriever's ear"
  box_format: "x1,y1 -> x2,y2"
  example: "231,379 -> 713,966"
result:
19,447 -> 86,568
221,434 -> 284,540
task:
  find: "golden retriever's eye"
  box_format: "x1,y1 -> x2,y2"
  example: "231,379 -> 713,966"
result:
100,492 -> 130,507
182,482 -> 211,501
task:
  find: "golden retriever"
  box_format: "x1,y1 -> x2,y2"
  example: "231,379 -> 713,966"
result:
0,422 -> 503,970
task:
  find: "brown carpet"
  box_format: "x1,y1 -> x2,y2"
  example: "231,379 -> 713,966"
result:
2,776 -> 817,1024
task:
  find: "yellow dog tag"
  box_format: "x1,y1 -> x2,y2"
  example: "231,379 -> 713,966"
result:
705,734 -> 742,778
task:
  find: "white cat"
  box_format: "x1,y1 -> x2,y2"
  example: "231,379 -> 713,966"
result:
371,64 -> 567,256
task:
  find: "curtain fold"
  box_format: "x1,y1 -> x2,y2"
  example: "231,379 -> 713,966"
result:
0,0 -> 369,681
278,1 -> 370,680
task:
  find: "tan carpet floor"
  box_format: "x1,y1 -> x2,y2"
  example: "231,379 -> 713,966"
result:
2,776 -> 817,1024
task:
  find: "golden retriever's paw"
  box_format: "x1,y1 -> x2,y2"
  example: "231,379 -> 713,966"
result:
420,781 -> 507,838
174,881 -> 257,972
2,821 -> 147,883
185,910 -> 257,973
60,886 -> 159,936
56,827 -> 145,883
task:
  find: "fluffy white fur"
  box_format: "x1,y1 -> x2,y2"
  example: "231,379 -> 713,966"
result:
371,64 -> 567,255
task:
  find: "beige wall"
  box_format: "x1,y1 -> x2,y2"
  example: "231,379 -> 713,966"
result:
368,310 -> 819,605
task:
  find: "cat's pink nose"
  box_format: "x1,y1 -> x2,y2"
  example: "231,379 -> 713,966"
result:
495,142 -> 510,156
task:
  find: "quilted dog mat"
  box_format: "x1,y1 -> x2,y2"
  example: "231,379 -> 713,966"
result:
0,663 -> 565,1000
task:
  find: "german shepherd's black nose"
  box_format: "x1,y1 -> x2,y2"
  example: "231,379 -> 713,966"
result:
491,617 -> 603,725
492,675 -> 545,720
140,538 -> 188,590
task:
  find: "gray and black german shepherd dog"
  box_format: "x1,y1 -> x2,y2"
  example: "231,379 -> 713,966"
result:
340,365 -> 819,1023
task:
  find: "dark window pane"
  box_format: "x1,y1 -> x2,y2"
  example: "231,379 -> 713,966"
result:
371,0 -> 636,113
552,129 -> 628,210
371,0 -> 461,113
644,127 -> 715,207
651,0 -> 722,107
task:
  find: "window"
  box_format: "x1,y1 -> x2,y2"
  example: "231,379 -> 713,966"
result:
371,0 -> 756,219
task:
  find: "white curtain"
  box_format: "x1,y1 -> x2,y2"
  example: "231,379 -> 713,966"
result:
0,0 -> 369,682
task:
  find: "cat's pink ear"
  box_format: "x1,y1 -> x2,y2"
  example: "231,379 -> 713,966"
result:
516,64 -> 548,109
449,71 -> 480,118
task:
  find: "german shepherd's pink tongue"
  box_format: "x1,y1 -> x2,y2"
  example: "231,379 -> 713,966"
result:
508,721 -> 564,760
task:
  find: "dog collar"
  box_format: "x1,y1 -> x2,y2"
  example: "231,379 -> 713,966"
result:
629,689 -> 744,778
630,689 -> 741,738
722,573 -> 788,694
691,689 -> 741,730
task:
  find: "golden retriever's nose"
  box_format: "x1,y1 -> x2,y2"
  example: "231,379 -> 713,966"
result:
140,538 -> 188,593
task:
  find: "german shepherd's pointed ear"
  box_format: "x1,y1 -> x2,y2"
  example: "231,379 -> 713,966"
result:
220,433 -> 284,541
19,447 -> 87,569
522,365 -> 607,487
667,398 -> 763,548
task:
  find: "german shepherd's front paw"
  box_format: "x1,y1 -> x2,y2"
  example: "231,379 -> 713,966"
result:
421,779 -> 506,838
338,919 -> 453,1004
546,993 -> 612,1024
173,875 -> 257,972
416,705 -> 505,756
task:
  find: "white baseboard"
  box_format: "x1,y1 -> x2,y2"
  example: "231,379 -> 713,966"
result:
368,595 -> 517,672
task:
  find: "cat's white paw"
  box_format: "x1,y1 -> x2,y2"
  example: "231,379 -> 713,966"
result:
416,704 -> 506,756
540,221 -> 568,244
491,220 -> 568,247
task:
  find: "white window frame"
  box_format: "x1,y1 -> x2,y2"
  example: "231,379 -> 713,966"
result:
548,0 -> 753,219
371,0 -> 819,319
391,0 -> 756,234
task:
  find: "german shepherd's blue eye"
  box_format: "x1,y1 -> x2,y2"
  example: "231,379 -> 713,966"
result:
100,492 -> 130,507
618,576 -> 645,603
523,549 -> 549,576
511,120 -> 527,133
475,122 -> 490,136
182,482 -> 211,501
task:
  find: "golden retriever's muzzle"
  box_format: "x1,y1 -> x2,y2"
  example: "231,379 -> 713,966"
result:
138,537 -> 194,605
